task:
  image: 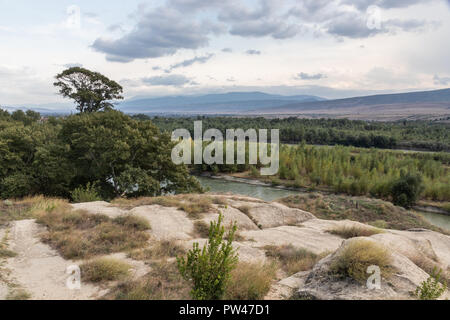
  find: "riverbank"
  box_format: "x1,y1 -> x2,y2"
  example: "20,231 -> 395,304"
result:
195,175 -> 450,233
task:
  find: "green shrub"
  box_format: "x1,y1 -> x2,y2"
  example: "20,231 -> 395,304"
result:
415,268 -> 448,300
390,174 -> 424,208
177,213 -> 238,300
70,183 -> 102,203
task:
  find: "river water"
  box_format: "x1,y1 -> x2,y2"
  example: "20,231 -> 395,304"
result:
196,176 -> 450,232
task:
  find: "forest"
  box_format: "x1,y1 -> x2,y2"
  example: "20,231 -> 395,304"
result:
191,141 -> 450,207
144,116 -> 450,152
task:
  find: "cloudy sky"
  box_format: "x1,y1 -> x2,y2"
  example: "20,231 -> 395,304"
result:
1,0 -> 450,106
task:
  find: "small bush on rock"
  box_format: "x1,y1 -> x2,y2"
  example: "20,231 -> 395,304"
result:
177,213 -> 238,300
415,268 -> 447,300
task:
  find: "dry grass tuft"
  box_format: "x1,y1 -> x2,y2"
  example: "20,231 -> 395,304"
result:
330,239 -> 393,284
36,205 -> 150,259
112,194 -> 215,218
6,289 -> 31,300
264,245 -> 322,275
81,258 -> 131,283
327,226 -> 384,239
224,262 -> 278,300
127,240 -> 185,261
410,255 -> 450,285
107,261 -> 190,300
193,220 -> 210,238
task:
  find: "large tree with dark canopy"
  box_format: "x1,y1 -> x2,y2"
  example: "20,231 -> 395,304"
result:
54,67 -> 124,113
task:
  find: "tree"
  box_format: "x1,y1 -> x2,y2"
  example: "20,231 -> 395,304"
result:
59,110 -> 202,199
54,67 -> 123,113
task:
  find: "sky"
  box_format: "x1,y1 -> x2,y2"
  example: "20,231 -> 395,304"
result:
1,0 -> 450,107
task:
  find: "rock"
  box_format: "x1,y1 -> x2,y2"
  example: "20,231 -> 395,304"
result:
201,206 -> 260,231
242,225 -> 343,255
297,237 -> 448,300
130,205 -> 194,241
227,200 -> 315,228
182,238 -> 267,263
71,201 -> 127,218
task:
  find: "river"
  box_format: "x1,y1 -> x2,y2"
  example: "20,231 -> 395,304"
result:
196,176 -> 450,232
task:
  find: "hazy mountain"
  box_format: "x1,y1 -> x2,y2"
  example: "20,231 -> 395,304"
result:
251,88 -> 450,113
118,92 -> 325,113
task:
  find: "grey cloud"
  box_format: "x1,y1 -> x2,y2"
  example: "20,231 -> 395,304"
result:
434,75 -> 450,85
344,0 -> 435,10
218,0 -> 276,22
142,74 -> 195,87
107,24 -> 124,32
222,0 -> 302,39
246,50 -> 261,55
169,53 -> 214,70
92,7 -> 222,62
326,12 -> 385,38
230,20 -> 302,39
222,48 -> 233,53
295,72 -> 327,80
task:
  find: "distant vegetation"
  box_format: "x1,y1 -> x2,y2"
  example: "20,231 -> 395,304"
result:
147,116 -> 450,152
191,143 -> 450,205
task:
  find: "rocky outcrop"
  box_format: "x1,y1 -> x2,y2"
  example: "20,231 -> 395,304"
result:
295,237 -> 447,300
2,194 -> 449,300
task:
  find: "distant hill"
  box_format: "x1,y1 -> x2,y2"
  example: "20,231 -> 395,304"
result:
251,88 -> 450,112
118,92 -> 325,113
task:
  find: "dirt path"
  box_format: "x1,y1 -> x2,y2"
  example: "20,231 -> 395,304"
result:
2,219 -> 104,300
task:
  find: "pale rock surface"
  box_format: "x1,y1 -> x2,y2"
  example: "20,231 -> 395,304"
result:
129,205 -> 194,241
242,226 -> 344,255
71,201 -> 127,218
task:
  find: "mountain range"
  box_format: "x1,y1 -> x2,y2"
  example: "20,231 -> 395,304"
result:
2,88 -> 450,120
117,92 -> 325,113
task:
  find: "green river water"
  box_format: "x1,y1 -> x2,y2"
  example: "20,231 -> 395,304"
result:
196,176 -> 450,232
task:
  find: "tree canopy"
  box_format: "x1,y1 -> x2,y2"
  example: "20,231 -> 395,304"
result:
0,109 -> 202,200
54,67 -> 124,113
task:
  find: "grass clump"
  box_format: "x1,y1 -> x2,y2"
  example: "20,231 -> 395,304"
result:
0,200 -> 34,226
264,245 -> 320,275
109,261 -> 190,300
6,289 -> 31,300
81,258 -> 131,283
330,239 -> 393,284
70,182 -> 102,203
0,229 -> 16,258
224,262 -> 277,300
112,194 -> 214,218
128,240 -> 185,261
193,220 -> 210,238
415,268 -> 448,300
37,206 -> 150,259
327,226 -> 383,239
